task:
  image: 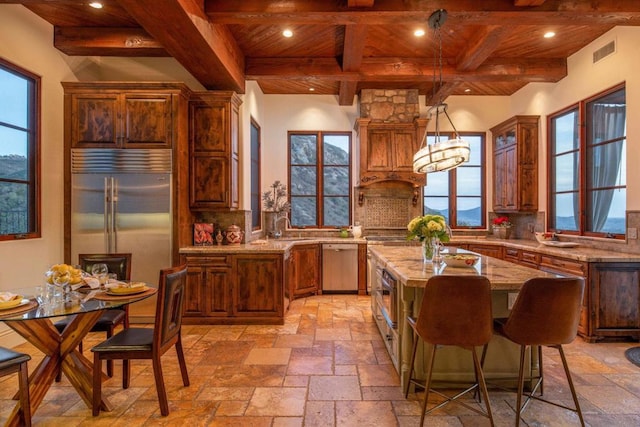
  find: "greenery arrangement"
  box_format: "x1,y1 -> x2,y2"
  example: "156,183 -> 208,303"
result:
262,181 -> 291,213
406,214 -> 450,243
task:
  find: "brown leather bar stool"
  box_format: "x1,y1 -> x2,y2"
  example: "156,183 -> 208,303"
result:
489,276 -> 585,427
404,275 -> 494,426
0,347 -> 32,427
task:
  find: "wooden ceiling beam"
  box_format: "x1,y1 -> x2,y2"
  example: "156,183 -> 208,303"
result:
204,0 -> 640,26
425,82 -> 459,106
116,0 -> 245,92
54,27 -> 168,57
456,25 -> 511,72
339,24 -> 368,105
246,57 -> 567,82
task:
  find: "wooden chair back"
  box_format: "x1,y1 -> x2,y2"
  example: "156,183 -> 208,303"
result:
79,253 -> 132,280
153,264 -> 188,353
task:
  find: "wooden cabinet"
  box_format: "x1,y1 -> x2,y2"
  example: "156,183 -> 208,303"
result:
182,253 -> 285,324
189,91 -> 242,210
63,82 -> 185,148
184,255 -> 232,318
587,263 -> 640,342
491,116 -> 539,212
288,244 -> 320,299
233,254 -> 284,320
467,243 -> 503,259
356,118 -> 427,187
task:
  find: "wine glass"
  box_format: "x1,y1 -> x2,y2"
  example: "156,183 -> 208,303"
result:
91,263 -> 109,289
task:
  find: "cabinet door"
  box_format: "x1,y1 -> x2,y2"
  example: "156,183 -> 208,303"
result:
589,263 -> 640,340
122,93 -> 173,147
70,94 -> 119,147
392,130 -> 417,171
503,145 -> 518,210
367,130 -> 393,171
185,265 -> 207,316
233,255 -> 283,318
493,149 -> 507,210
292,244 -> 320,297
191,156 -> 230,208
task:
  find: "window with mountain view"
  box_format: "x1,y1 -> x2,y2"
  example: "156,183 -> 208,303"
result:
423,133 -> 485,229
549,84 -> 626,237
0,59 -> 40,241
288,132 -> 351,228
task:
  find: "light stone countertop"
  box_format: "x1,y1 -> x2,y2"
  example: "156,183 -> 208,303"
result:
368,246 -> 559,291
448,237 -> 640,262
179,237 -> 366,255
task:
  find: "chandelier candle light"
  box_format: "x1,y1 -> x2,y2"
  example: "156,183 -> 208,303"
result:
407,214 -> 451,263
413,9 -> 471,174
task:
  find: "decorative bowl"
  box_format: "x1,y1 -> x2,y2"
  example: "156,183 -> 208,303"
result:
443,254 -> 480,268
534,232 -> 555,243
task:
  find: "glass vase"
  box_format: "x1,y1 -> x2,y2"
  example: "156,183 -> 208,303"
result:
422,237 -> 442,263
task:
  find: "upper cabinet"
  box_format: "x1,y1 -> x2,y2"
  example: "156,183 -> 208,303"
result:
189,91 -> 242,210
63,82 -> 189,149
356,118 -> 427,187
491,115 -> 539,213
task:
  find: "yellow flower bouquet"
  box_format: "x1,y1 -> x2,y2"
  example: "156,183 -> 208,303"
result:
407,214 -> 450,263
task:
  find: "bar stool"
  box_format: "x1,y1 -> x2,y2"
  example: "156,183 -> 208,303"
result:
0,347 -> 32,427
489,276 -> 585,427
405,275 -> 494,426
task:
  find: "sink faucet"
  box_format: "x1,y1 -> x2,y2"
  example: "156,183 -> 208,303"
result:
446,224 -> 453,240
273,213 -> 291,238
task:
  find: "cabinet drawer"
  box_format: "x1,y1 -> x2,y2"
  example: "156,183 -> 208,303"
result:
185,255 -> 230,267
503,248 -> 519,262
539,255 -> 586,276
520,250 -> 540,267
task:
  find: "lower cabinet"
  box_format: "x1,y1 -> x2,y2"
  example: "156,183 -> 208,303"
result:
183,253 -> 285,324
467,243 -> 503,259
287,244 -> 320,299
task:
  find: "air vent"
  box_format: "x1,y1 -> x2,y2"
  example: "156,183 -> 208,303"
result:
593,40 -> 616,63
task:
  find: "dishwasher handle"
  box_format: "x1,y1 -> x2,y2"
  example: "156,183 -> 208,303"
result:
323,243 -> 358,251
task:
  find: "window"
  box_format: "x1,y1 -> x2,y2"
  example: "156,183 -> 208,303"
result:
0,59 -> 40,241
549,84 -> 626,237
250,118 -> 261,230
288,132 -> 351,228
423,133 -> 485,229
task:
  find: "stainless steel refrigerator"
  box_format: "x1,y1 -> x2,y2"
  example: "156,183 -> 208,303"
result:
70,148 -> 172,321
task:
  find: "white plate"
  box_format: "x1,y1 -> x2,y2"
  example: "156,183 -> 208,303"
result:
541,241 -> 579,248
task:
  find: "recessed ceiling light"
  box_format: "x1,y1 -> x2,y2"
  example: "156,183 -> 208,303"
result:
89,2 -> 103,9
464,88 -> 471,93
544,31 -> 556,38
309,87 -> 315,92
282,29 -> 293,38
414,29 -> 425,37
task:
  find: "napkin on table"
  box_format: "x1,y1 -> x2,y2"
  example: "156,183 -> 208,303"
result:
105,280 -> 133,289
83,277 -> 100,289
0,292 -> 20,302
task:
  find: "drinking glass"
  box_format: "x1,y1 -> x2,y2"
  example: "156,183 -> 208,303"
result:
91,263 -> 109,288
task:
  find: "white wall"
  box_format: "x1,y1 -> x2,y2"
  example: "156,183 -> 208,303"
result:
0,6 -> 79,345
509,26 -> 640,211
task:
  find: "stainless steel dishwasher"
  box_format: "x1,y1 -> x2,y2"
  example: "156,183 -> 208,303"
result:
322,243 -> 358,292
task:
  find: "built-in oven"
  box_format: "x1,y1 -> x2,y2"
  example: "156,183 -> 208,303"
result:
376,268 -> 398,329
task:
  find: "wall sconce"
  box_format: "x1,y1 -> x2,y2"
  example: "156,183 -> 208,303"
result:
412,189 -> 419,206
358,191 -> 364,206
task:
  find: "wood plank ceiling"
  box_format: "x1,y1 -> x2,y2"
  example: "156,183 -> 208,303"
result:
6,0 -> 640,105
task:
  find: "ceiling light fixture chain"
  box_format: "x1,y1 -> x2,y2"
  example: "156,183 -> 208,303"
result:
413,9 -> 471,174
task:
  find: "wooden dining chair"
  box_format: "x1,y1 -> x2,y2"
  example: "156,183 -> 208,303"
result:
0,347 -> 32,427
54,253 -> 132,378
91,264 -> 190,416
486,276 -> 585,427
405,275 -> 495,426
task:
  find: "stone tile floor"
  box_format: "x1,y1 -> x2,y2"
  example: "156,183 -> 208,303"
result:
1,294 -> 640,426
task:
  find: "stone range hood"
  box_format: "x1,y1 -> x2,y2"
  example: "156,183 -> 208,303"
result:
355,89 -> 425,236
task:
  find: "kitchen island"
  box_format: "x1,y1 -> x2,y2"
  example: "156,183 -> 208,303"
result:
368,245 -> 559,390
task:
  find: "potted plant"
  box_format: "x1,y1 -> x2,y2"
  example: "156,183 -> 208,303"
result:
492,216 -> 512,239
262,181 -> 291,238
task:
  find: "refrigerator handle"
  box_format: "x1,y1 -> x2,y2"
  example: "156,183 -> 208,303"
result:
111,176 -> 117,253
104,177 -> 110,253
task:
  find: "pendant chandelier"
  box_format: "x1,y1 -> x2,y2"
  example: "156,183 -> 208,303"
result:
413,9 -> 470,174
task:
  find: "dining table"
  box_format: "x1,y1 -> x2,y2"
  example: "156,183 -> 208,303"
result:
0,284 -> 157,427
